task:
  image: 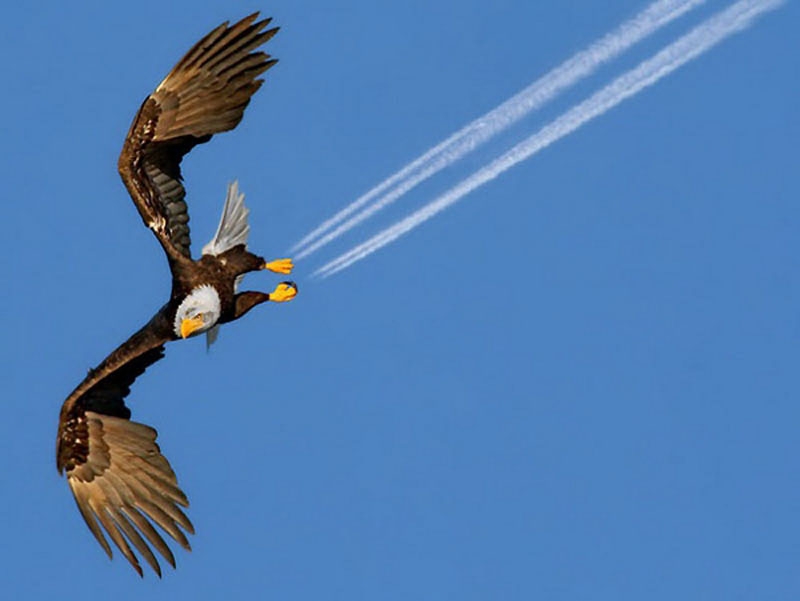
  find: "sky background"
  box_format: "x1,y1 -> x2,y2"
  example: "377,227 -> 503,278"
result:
1,0 -> 797,599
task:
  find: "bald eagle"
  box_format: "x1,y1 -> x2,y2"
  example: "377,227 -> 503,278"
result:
55,13 -> 297,577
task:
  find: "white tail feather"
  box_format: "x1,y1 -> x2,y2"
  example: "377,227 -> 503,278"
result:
202,180 -> 251,256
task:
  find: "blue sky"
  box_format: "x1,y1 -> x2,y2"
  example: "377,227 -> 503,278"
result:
2,0 -> 798,598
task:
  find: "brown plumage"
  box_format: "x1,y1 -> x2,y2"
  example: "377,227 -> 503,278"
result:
56,13 -> 296,577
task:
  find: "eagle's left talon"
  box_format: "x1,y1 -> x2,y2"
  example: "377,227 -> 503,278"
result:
269,281 -> 298,303
264,258 -> 293,274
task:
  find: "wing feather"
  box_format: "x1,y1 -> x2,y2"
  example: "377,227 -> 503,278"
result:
108,506 -> 162,577
91,496 -> 143,576
136,499 -> 193,550
71,482 -> 113,558
121,505 -> 176,569
118,13 -> 278,263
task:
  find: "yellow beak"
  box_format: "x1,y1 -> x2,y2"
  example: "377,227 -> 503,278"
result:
180,315 -> 205,339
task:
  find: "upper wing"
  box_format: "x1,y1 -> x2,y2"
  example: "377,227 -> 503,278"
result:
117,13 -> 278,263
56,316 -> 191,577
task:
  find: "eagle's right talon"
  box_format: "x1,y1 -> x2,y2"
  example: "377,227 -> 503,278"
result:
269,281 -> 298,303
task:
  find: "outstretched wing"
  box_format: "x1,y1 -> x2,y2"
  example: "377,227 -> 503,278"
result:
56,315 -> 190,577
118,13 -> 278,263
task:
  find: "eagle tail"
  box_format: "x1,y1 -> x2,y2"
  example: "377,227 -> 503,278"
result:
203,181 -> 251,349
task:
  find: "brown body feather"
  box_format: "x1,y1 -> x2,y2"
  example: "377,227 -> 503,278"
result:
56,13 -> 282,577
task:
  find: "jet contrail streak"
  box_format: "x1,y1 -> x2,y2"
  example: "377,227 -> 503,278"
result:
291,0 -> 706,258
315,0 -> 783,278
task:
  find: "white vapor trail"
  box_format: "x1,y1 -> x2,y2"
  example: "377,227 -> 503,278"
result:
315,0 -> 783,279
291,0 -> 706,259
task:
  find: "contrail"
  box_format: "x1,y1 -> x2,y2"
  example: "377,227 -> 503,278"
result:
291,0 -> 706,259
315,0 -> 783,278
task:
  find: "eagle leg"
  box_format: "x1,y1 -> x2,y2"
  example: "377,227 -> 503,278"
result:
232,283 -> 298,320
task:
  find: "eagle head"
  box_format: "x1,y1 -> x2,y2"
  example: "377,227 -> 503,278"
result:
174,285 -> 222,339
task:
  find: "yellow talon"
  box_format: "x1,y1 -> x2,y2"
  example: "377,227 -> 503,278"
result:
270,281 -> 298,303
264,258 -> 293,275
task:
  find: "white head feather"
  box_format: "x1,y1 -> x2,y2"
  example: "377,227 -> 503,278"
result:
173,285 -> 222,338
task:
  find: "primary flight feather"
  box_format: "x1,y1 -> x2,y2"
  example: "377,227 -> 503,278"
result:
56,13 -> 297,577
